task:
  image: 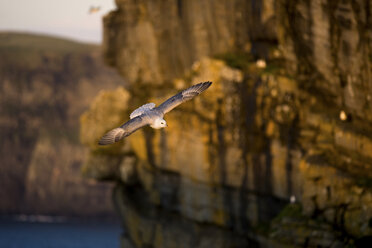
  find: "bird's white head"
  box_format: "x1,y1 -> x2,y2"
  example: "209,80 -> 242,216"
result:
151,118 -> 167,129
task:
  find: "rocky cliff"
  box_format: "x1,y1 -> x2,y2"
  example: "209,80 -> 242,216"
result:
0,32 -> 125,217
81,0 -> 372,247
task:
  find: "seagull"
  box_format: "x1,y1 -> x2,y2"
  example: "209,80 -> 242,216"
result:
98,81 -> 212,145
88,6 -> 101,14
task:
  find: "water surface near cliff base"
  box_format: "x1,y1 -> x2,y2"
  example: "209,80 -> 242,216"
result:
0,217 -> 121,248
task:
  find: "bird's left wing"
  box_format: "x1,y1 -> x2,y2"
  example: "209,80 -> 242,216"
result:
156,81 -> 212,114
98,115 -> 150,145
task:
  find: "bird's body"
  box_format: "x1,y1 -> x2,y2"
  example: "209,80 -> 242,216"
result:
99,81 -> 212,145
89,6 -> 101,14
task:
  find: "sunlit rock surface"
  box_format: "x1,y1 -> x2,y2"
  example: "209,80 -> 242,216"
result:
81,0 -> 372,247
277,0 -> 372,122
80,87 -> 137,182
102,0 -> 276,85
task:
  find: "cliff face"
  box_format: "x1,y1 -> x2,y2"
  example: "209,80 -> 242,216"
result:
103,0 -> 276,85
277,0 -> 372,123
82,0 -> 372,246
0,32 -> 125,217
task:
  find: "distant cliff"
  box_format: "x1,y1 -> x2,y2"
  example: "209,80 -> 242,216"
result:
82,0 -> 372,247
0,32 -> 125,217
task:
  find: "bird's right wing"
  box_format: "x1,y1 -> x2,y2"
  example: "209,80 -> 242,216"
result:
98,115 -> 150,145
156,81 -> 212,114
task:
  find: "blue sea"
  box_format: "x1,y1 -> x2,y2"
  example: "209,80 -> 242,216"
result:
0,216 -> 122,248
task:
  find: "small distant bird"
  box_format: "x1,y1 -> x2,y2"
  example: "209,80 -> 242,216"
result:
89,6 -> 101,14
99,81 -> 212,145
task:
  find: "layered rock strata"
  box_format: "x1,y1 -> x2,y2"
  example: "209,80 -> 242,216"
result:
81,0 -> 372,246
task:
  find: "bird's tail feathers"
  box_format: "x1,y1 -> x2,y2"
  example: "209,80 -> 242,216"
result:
98,128 -> 126,145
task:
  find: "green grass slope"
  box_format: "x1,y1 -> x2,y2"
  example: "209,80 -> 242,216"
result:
0,32 -> 97,68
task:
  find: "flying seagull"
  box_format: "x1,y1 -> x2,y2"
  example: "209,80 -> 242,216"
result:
88,6 -> 101,14
99,81 -> 212,145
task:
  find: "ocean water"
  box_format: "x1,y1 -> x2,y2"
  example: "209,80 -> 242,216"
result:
0,217 -> 121,248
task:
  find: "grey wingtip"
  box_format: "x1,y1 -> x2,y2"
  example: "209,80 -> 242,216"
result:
98,128 -> 125,146
202,81 -> 212,90
194,81 -> 212,92
98,135 -> 114,146
98,138 -> 112,146
201,81 -> 212,87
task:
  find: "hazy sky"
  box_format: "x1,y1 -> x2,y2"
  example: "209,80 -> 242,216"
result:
0,0 -> 116,43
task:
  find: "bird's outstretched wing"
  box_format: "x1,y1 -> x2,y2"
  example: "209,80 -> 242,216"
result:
99,115 -> 150,145
156,81 -> 212,114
